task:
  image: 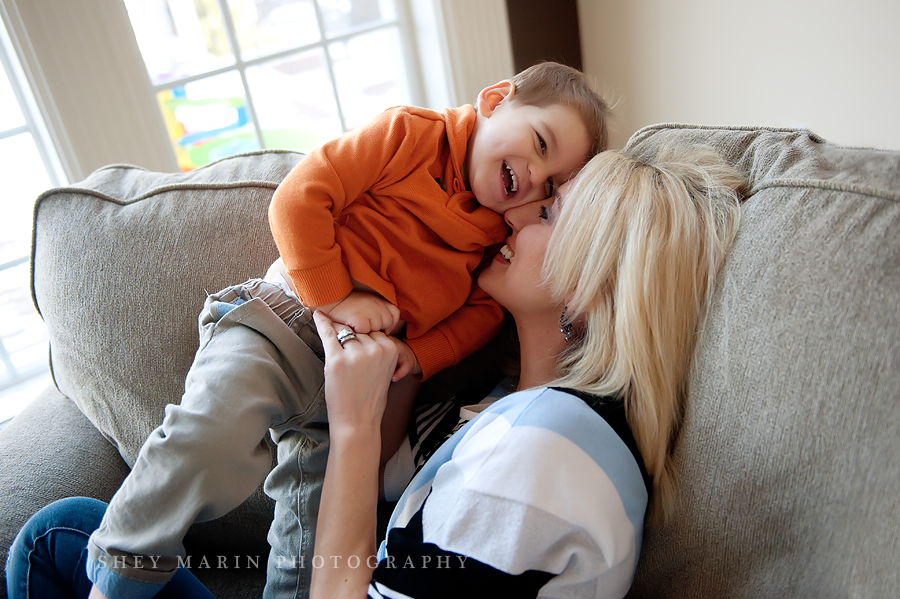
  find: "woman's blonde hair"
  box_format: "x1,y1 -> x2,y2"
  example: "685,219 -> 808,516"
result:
543,144 -> 745,525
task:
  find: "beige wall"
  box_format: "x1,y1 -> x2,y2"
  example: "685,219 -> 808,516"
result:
578,0 -> 900,150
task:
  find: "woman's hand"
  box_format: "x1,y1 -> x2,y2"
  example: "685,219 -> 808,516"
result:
311,310 -> 398,598
313,310 -> 399,434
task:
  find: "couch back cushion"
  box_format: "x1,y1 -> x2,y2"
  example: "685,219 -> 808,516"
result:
32,151 -> 301,465
623,125 -> 900,597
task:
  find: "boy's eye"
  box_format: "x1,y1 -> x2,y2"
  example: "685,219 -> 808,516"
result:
537,133 -> 547,153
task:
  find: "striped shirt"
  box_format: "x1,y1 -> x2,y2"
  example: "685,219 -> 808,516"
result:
369,386 -> 650,598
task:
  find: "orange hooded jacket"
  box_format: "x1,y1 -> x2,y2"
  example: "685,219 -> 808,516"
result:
269,105 -> 508,379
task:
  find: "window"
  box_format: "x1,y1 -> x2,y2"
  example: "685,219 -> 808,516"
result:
0,18 -> 64,422
125,0 -> 419,171
0,0 -> 515,423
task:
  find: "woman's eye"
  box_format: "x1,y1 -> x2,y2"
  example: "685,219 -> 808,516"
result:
539,205 -> 549,220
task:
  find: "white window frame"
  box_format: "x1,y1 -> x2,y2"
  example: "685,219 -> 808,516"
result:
0,16 -> 64,188
0,0 -> 513,419
137,0 -> 429,159
0,13 -> 64,393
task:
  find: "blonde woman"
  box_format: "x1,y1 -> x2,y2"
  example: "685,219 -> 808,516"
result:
310,143 -> 744,597
545,144 -> 747,524
7,145 -> 743,599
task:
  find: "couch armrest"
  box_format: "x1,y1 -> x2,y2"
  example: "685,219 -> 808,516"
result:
0,386 -> 129,589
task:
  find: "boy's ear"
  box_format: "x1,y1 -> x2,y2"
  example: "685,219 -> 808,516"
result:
476,80 -> 515,117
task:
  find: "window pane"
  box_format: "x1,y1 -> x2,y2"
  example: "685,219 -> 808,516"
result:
158,71 -> 260,171
125,0 -> 235,85
0,133 -> 52,265
320,0 -> 396,38
0,63 -> 25,131
226,0 -> 321,61
0,262 -> 48,386
246,49 -> 343,153
0,20 -> 55,419
329,27 -> 407,131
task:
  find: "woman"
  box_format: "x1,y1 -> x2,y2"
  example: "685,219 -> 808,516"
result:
7,144 -> 743,598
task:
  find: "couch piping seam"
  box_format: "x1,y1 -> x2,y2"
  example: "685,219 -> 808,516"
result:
33,180 -> 281,207
751,178 -> 900,203
29,180 -> 281,331
627,123 -> 829,146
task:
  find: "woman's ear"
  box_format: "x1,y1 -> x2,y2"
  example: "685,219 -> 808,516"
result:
476,80 -> 515,117
563,301 -> 588,341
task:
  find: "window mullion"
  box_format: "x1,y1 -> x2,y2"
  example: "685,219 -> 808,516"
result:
0,124 -> 27,141
0,339 -> 18,383
0,256 -> 28,271
393,0 -> 426,107
315,18 -> 398,45
311,0 -> 348,133
215,0 -> 265,150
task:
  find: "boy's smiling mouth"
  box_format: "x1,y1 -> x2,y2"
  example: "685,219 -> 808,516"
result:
502,161 -> 518,197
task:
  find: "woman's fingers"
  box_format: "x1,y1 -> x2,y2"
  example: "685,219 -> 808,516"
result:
314,310 -> 396,358
313,310 -> 343,358
313,310 -> 400,408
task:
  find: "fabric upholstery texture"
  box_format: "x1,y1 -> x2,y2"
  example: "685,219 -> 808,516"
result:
623,125 -> 900,598
0,386 -> 130,585
2,151 -> 305,597
2,127 -> 897,598
31,150 -> 301,465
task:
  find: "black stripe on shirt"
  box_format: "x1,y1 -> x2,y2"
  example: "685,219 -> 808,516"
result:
372,504 -> 554,599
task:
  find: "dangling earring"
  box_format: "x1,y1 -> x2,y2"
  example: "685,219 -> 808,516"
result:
559,307 -> 573,342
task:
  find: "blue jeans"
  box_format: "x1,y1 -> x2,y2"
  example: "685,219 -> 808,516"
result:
5,497 -> 215,599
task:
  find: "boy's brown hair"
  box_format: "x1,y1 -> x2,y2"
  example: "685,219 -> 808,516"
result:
509,61 -> 610,156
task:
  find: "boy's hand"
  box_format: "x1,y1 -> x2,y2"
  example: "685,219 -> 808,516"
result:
388,338 -> 421,382
321,291 -> 401,334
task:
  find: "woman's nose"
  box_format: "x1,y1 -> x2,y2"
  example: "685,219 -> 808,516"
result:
504,200 -> 545,231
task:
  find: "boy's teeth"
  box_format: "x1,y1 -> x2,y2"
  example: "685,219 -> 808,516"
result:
504,162 -> 518,194
500,244 -> 513,262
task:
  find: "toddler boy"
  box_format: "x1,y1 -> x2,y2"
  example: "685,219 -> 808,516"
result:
86,62 -> 609,599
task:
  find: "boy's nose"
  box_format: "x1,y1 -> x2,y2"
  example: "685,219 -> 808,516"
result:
528,160 -> 549,189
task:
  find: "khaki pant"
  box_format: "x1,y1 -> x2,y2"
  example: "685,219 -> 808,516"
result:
87,280 -> 328,599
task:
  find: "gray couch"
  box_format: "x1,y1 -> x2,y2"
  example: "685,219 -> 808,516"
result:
1,125 -> 898,598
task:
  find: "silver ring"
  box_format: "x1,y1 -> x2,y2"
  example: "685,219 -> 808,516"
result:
336,327 -> 357,346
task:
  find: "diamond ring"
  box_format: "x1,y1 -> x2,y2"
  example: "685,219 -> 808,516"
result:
336,327 -> 358,346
